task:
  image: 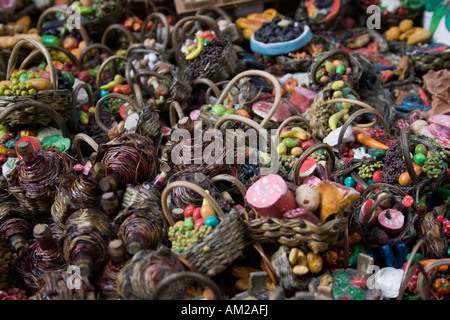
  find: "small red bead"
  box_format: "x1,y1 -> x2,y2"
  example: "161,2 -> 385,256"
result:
402,195 -> 414,207
372,171 -> 383,183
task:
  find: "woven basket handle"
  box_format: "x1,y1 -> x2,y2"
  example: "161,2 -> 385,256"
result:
196,6 -> 233,23
0,100 -> 68,137
71,82 -> 94,133
171,15 -> 221,64
214,114 -> 274,155
95,93 -> 142,133
253,242 -> 278,286
72,133 -> 99,165
337,106 -> 388,154
95,55 -> 129,93
416,259 -> 450,300
21,45 -> 81,72
192,78 -> 221,105
36,6 -> 90,45
275,115 -> 311,141
361,193 -> 396,234
140,12 -> 171,51
101,24 -> 137,48
310,49 -> 353,85
400,128 -> 420,183
161,181 -> 225,226
152,271 -> 224,300
132,69 -> 171,96
211,174 -> 248,205
215,70 -> 282,128
169,101 -> 185,128
361,183 -> 408,199
292,143 -> 336,185
79,43 -> 114,70
6,38 -> 57,90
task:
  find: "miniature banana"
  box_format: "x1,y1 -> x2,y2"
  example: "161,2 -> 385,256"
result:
185,34 -> 204,60
280,129 -> 311,140
328,109 -> 348,131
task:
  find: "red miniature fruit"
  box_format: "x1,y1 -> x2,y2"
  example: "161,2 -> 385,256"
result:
184,205 -> 194,218
301,140 -> 315,150
62,37 -> 79,51
372,171 -> 383,183
194,218 -> 205,228
355,184 -> 364,193
284,78 -> 298,94
402,195 -> 414,207
192,207 -> 202,221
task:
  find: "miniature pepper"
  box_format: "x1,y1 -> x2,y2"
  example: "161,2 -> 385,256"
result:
433,278 -> 450,295
354,130 -> 388,150
100,75 -> 124,91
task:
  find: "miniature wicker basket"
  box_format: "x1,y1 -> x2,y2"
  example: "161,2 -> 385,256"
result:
309,49 -> 363,88
295,0 -> 350,32
208,69 -> 284,130
79,0 -> 124,37
308,97 -> 378,140
242,143 -> 347,253
350,184 -> 419,250
94,92 -> 161,141
398,129 -> 448,200
140,12 -> 172,57
37,7 -> 91,47
171,15 -> 239,83
161,181 -> 249,278
410,47 -> 450,73
0,39 -> 72,126
152,271 -> 224,300
195,6 -> 243,43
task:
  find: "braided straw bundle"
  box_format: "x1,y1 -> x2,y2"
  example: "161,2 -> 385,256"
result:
116,246 -> 186,300
112,205 -> 166,255
60,209 -> 112,277
7,145 -> 70,219
30,270 -> 97,300
96,133 -> 159,186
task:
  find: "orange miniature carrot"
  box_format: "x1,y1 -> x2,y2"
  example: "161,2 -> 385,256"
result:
335,232 -> 362,248
355,132 -> 388,150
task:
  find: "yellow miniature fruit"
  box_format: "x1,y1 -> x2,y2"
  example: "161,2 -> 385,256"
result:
385,26 -> 400,41
399,19 -> 413,33
407,27 -> 431,45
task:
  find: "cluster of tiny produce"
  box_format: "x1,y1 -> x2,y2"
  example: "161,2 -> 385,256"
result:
96,74 -> 133,124
0,129 -> 17,169
398,141 -> 447,186
315,58 -> 353,84
168,192 -> 220,253
208,103 -> 251,119
288,247 -> 323,277
319,272 -> 368,300
0,69 -> 47,97
277,127 -> 314,157
385,19 -> 431,46
316,80 -> 358,134
360,0 -> 413,16
41,20 -> 87,60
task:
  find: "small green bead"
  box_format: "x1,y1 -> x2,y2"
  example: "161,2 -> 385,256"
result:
413,153 -> 427,165
336,64 -> 346,74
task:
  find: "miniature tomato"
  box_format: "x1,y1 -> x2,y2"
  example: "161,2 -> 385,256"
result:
284,78 -> 298,93
62,36 -> 79,51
